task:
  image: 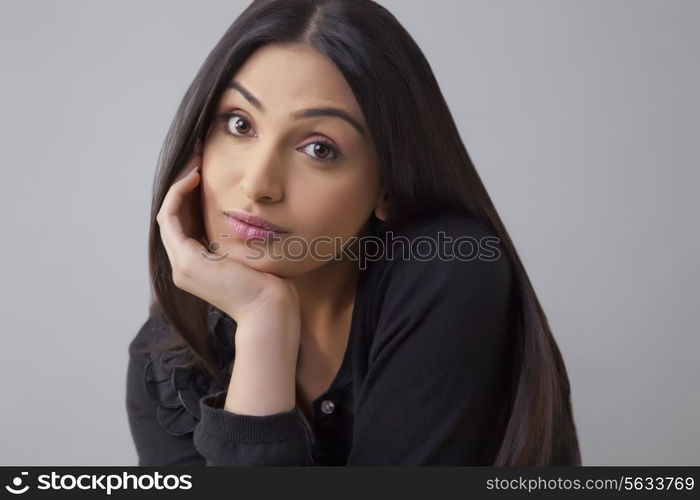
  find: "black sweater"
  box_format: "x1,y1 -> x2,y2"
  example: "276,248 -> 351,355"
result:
126,210 -> 517,465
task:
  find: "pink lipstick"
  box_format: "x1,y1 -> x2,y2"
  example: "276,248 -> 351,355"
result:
223,210 -> 289,241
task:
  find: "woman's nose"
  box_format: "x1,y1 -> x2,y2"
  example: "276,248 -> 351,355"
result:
239,149 -> 284,203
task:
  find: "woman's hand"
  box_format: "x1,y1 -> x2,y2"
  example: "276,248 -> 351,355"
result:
155,138 -> 299,325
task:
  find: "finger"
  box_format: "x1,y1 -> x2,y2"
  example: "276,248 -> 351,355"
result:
158,190 -> 212,284
157,143 -> 205,270
158,169 -> 201,261
172,151 -> 202,185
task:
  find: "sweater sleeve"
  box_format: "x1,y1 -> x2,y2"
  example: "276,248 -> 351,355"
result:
345,216 -> 515,465
192,391 -> 313,465
126,313 -> 314,466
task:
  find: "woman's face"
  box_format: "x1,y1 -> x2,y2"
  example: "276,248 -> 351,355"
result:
200,42 -> 384,277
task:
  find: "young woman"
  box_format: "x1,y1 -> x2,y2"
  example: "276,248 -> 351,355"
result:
126,0 -> 581,466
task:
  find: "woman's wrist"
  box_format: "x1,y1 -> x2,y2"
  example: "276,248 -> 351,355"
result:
224,309 -> 300,415
225,280 -> 299,325
232,294 -> 301,348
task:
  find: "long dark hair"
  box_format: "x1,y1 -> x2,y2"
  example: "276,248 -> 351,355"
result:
142,0 -> 581,466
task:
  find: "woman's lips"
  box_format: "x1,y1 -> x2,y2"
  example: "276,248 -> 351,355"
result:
223,209 -> 289,232
225,215 -> 288,241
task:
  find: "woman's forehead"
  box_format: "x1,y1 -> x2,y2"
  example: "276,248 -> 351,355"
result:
226,43 -> 361,115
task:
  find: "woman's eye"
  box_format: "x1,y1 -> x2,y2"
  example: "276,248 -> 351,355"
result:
223,113 -> 255,137
300,141 -> 342,162
217,112 -> 341,162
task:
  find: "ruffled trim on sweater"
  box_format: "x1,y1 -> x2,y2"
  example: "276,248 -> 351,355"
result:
141,305 -> 236,436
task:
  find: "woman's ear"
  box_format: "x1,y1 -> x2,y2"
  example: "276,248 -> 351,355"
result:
374,189 -> 391,221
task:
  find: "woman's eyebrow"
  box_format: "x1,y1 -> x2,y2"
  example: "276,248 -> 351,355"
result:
227,80 -> 366,137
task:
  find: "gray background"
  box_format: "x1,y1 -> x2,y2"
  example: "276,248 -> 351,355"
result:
1,0 -> 697,465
